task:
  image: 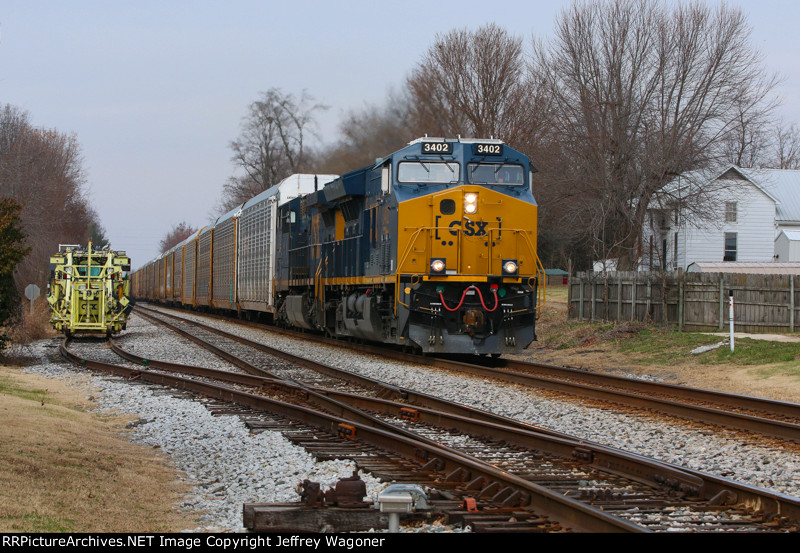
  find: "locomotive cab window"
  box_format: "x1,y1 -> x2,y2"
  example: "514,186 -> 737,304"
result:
467,163 -> 525,185
398,161 -> 460,183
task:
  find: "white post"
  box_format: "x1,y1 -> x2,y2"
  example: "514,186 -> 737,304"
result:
729,290 -> 734,352
387,512 -> 400,533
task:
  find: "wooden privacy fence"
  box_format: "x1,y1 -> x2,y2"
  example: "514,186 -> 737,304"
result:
568,271 -> 800,333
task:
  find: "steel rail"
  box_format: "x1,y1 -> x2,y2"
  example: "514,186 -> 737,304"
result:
495,358 -> 800,420
60,338 -> 646,533
318,389 -> 800,525
134,304 -> 800,444
132,307 -> 617,442
107,338 -> 800,531
413,356 -> 800,443
109,339 -> 702,495
134,307 -> 406,400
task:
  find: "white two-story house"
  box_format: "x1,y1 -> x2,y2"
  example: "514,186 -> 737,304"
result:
642,166 -> 800,271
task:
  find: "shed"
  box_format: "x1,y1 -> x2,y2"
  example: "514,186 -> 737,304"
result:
686,262 -> 800,275
775,230 -> 800,262
545,268 -> 569,285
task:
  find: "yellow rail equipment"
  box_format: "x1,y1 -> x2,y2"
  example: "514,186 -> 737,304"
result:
47,242 -> 131,337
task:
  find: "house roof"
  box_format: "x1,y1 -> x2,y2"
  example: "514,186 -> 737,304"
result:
655,165 -> 779,207
663,165 -> 800,222
738,168 -> 800,223
711,166 -> 781,203
778,229 -> 800,241
687,262 -> 800,274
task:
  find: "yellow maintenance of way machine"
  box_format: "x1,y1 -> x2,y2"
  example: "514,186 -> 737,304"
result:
47,242 -> 132,337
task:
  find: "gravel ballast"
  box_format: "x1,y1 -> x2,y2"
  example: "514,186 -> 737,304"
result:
14,310 -> 800,532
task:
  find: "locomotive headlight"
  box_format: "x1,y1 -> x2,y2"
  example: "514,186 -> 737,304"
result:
502,259 -> 519,276
430,258 -> 446,274
464,192 -> 478,214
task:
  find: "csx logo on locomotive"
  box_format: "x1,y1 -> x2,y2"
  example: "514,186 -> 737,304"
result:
436,216 -> 502,237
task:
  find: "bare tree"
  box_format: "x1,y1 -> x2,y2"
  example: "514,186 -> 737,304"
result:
159,221 -> 197,253
773,120 -> 800,169
220,89 -> 327,211
0,104 -> 105,289
532,0 -> 780,269
218,174 -> 265,213
315,90 -> 415,175
406,23 -> 539,145
720,82 -> 781,168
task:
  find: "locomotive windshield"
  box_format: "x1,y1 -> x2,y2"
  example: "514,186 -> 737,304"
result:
398,161 -> 460,183
467,163 -> 525,185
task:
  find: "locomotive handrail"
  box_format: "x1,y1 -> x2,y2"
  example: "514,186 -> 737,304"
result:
536,250 -> 547,311
397,227 -> 428,272
519,230 -> 547,311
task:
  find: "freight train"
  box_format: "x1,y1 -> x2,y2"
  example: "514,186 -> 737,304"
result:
48,242 -> 132,337
132,137 -> 544,355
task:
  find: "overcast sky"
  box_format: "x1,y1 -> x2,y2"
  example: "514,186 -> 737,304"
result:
3,1 -> 799,268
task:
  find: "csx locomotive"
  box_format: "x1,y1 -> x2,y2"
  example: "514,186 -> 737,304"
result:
48,242 -> 132,337
132,137 -> 544,355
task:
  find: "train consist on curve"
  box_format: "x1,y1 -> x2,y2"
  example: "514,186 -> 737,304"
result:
132,137 -> 544,355
48,242 -> 132,337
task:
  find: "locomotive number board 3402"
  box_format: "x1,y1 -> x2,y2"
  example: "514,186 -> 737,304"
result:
421,142 -> 453,154
474,143 -> 503,155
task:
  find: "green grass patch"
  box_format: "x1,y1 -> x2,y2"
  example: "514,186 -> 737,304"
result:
615,327 -> 715,364
705,339 -> 800,366
0,374 -> 48,403
614,326 -> 800,366
543,285 -> 569,304
3,513 -> 77,533
752,364 -> 800,379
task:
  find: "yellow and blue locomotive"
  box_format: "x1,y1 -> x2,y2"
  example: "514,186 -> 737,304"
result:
274,137 -> 544,355
133,137 -> 543,356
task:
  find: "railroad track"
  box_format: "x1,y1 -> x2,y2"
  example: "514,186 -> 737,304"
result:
438,356 -> 800,442
60,313 -> 800,532
134,304 -> 800,445
61,337 -> 626,532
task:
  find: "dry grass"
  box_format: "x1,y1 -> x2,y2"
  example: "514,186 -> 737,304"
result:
2,301 -> 57,358
0,366 -> 198,532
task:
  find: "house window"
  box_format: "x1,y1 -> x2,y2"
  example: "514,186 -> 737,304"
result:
723,232 -> 737,261
725,201 -> 737,223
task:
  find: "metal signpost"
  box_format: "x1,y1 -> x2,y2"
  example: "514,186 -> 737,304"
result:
25,284 -> 40,315
729,289 -> 735,353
